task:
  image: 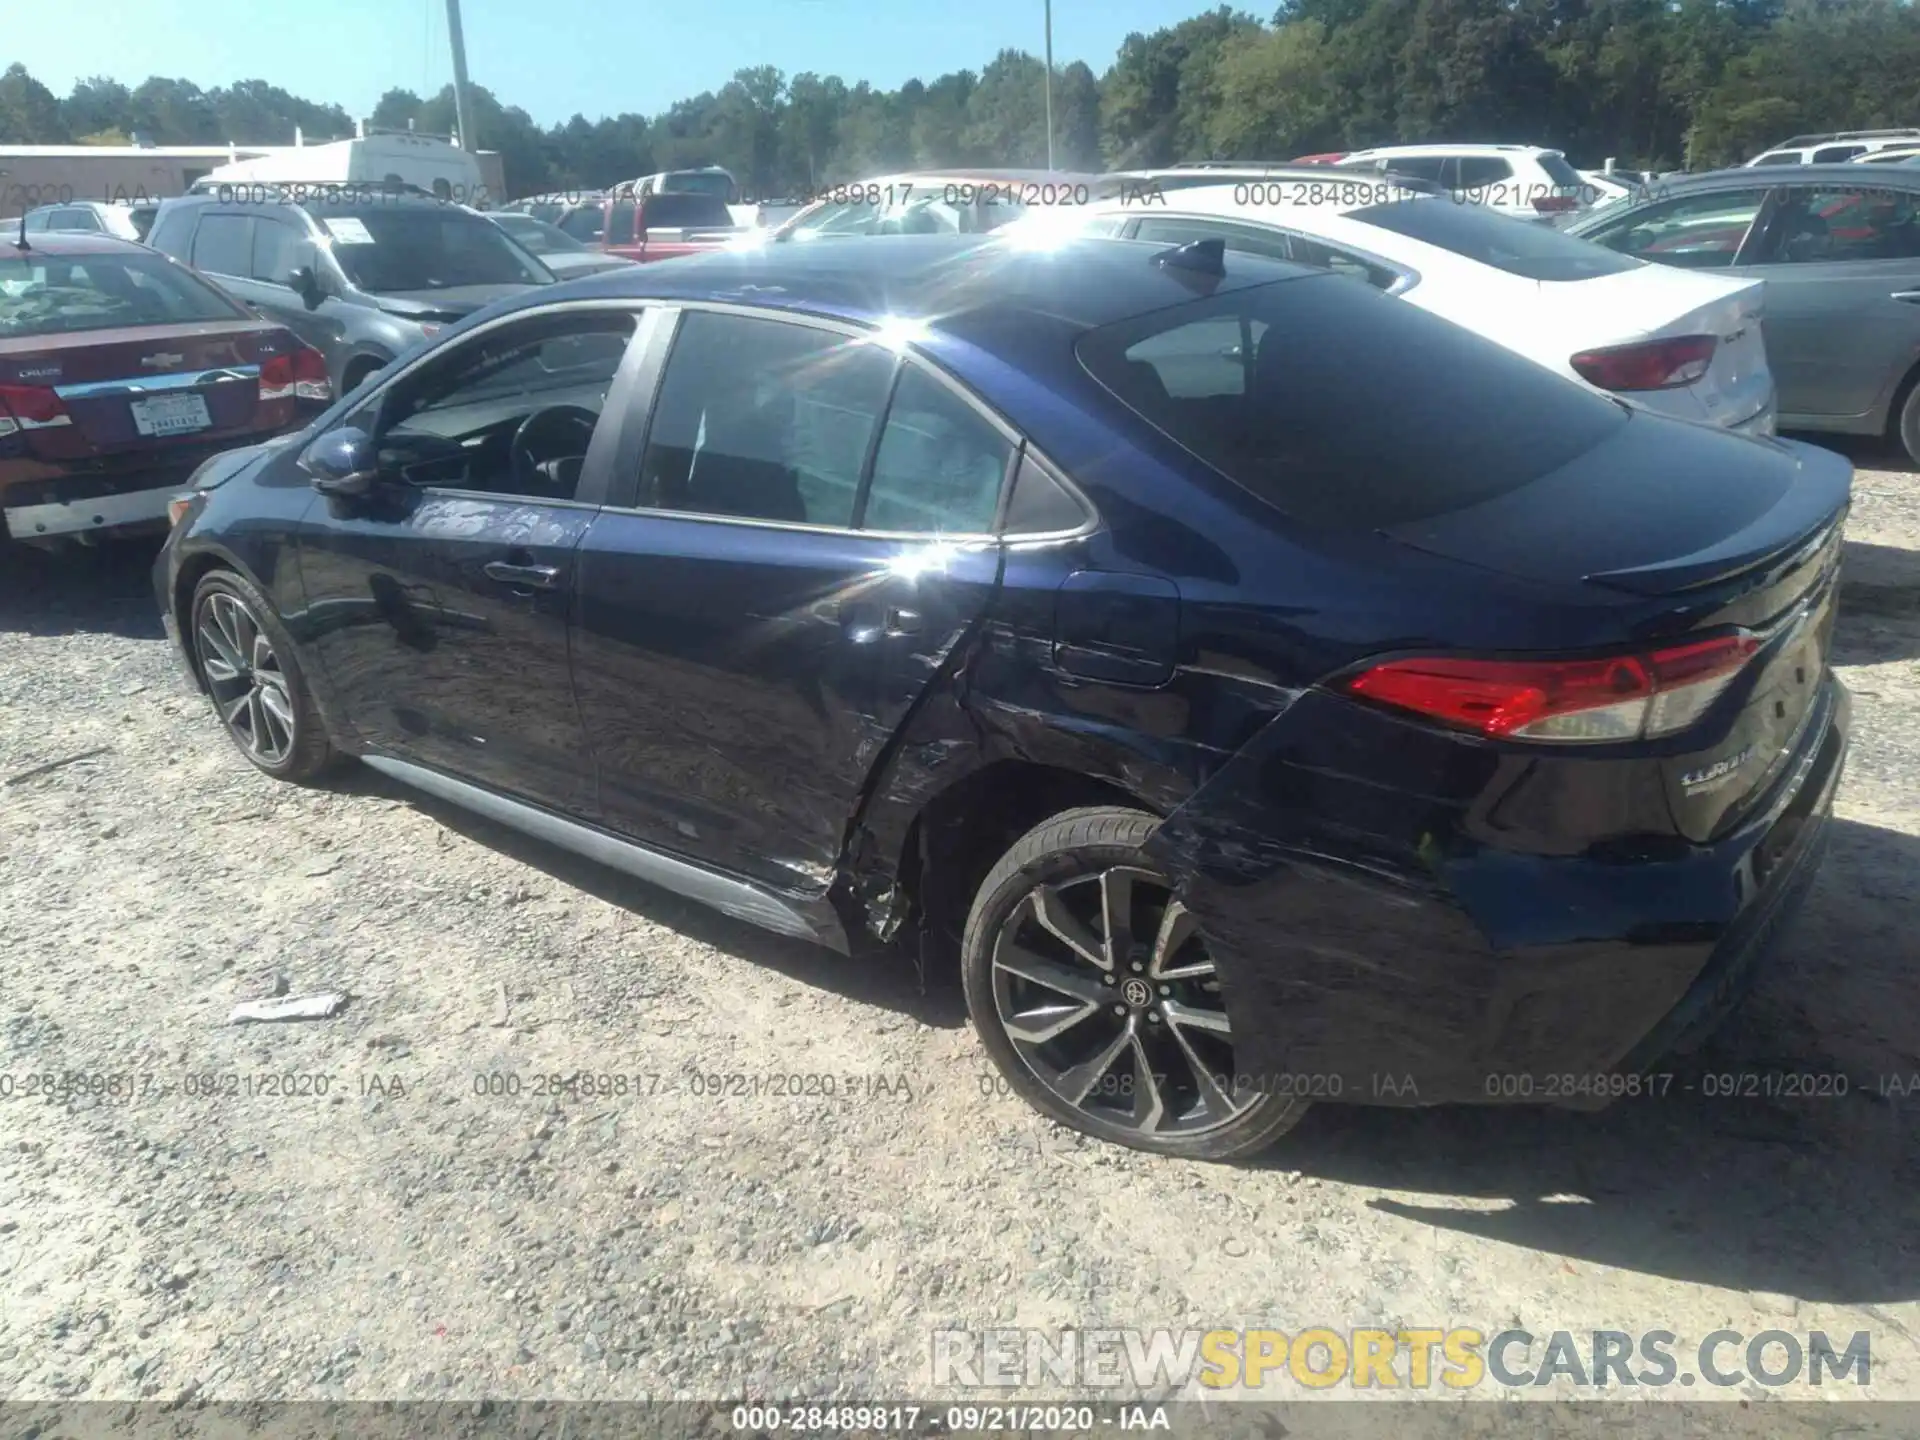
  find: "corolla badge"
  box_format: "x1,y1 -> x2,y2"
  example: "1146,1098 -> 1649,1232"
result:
1682,744 -> 1757,794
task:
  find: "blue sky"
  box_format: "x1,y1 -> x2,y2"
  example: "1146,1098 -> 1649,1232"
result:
14,0 -> 1216,129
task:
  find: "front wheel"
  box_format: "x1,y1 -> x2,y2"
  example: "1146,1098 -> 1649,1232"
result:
1898,372 -> 1920,469
190,568 -> 342,784
961,806 -> 1307,1160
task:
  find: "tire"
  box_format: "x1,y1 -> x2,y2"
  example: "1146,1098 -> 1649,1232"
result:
961,805 -> 1308,1160
189,568 -> 343,784
340,355 -> 387,399
1897,370 -> 1920,469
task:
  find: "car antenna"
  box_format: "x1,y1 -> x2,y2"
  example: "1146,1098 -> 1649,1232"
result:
1152,236 -> 1224,279
13,212 -> 27,252
1144,237 -> 1221,288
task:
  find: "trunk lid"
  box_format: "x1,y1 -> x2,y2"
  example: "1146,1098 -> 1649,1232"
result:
1548,268 -> 1772,426
1385,420 -> 1851,840
0,320 -> 295,463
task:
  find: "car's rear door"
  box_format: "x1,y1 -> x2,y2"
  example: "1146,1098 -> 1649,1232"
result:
570,305 -> 1012,894
1732,177 -> 1920,423
293,300 -> 649,817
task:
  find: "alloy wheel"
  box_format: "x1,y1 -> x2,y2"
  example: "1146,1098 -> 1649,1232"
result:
196,591 -> 297,766
989,865 -> 1257,1138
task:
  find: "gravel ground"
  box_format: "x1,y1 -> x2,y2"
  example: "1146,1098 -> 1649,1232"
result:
2,442 -> 1918,1416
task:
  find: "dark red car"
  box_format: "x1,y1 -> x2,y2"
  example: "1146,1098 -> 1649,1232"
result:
553,191 -> 743,263
0,231 -> 329,548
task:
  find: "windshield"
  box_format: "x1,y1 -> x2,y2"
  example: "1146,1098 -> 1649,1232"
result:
494,215 -> 588,255
1077,274 -> 1625,530
640,193 -> 737,230
1349,197 -> 1642,280
309,206 -> 553,291
0,252 -> 241,337
1538,153 -> 1585,187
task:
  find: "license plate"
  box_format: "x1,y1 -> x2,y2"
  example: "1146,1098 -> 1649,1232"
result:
130,392 -> 212,438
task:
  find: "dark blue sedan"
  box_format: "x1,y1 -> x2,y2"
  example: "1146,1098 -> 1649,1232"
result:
153,233 -> 1851,1159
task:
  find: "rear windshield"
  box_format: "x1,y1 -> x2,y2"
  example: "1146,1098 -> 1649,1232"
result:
1075,273 -> 1627,530
0,252 -> 240,338
1348,197 -> 1642,280
657,171 -> 737,200
304,206 -> 552,291
1537,153 -> 1585,186
641,194 -> 737,229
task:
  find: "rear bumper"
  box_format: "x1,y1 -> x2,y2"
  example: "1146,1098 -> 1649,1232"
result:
1147,675 -> 1849,1106
4,478 -> 178,540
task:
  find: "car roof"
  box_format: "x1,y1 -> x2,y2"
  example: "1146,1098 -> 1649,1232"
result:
1347,143 -> 1559,157
1,230 -> 154,256
1654,163 -> 1920,188
499,233 -> 1315,339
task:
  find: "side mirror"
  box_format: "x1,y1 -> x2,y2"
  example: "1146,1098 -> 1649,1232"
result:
287,265 -> 324,310
301,427 -> 379,497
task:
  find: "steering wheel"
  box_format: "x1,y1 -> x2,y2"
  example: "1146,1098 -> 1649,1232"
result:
510,405 -> 601,496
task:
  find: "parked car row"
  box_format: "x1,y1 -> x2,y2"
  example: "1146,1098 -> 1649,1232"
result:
146,212 -> 1853,1157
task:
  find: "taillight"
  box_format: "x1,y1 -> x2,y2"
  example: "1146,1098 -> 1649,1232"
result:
259,346 -> 330,405
1339,632 -> 1762,743
293,346 -> 331,402
258,353 -> 297,403
1532,194 -> 1579,214
0,383 -> 73,436
1570,335 -> 1718,392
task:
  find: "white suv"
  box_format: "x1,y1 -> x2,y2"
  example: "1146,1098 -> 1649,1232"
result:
1746,128 -> 1920,166
1332,144 -> 1592,221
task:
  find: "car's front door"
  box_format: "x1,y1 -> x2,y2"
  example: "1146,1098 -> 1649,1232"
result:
570,306 -> 1014,893
1733,180 -> 1920,424
293,301 -> 649,817
243,211 -> 349,370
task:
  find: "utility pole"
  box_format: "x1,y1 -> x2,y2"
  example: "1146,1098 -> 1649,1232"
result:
1043,0 -> 1056,171
445,0 -> 476,152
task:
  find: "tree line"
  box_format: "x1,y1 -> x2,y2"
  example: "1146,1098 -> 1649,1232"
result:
2,0 -> 1918,199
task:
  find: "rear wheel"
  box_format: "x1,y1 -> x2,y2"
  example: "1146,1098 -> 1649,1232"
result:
961,806 -> 1308,1160
190,568 -> 342,784
1896,370 -> 1920,468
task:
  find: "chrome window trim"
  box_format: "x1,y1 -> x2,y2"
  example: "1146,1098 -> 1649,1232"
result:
55,365 -> 263,400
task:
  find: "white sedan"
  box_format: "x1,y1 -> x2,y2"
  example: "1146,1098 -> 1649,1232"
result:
1010,184 -> 1775,433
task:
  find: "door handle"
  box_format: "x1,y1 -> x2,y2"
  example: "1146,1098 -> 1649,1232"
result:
483,560 -> 561,590
1892,290 -> 1920,304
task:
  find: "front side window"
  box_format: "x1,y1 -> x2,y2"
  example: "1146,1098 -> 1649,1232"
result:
372,310 -> 639,501
312,206 -> 552,291
638,311 -> 897,526
1757,185 -> 1920,263
52,208 -> 105,232
190,213 -> 254,276
249,217 -> 308,284
864,366 -> 1012,534
1579,188 -> 1771,269
0,253 -> 243,338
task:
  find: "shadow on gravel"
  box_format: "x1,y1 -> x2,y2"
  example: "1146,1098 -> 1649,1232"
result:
0,536 -> 166,640
327,763 -> 970,1031
1273,815 -> 1920,1307
1838,540 -> 1920,664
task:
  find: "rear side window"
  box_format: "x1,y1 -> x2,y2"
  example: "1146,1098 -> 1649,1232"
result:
191,213 -> 253,276
0,253 -> 242,337
864,366 -> 1012,534
1076,276 -> 1627,530
1759,185 -> 1920,263
1750,152 -> 1803,166
249,217 -> 306,283
558,205 -> 607,243
1351,198 -> 1641,280
1811,145 -> 1866,164
1373,156 -> 1446,183
1455,157 -> 1512,188
607,202 -> 638,245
